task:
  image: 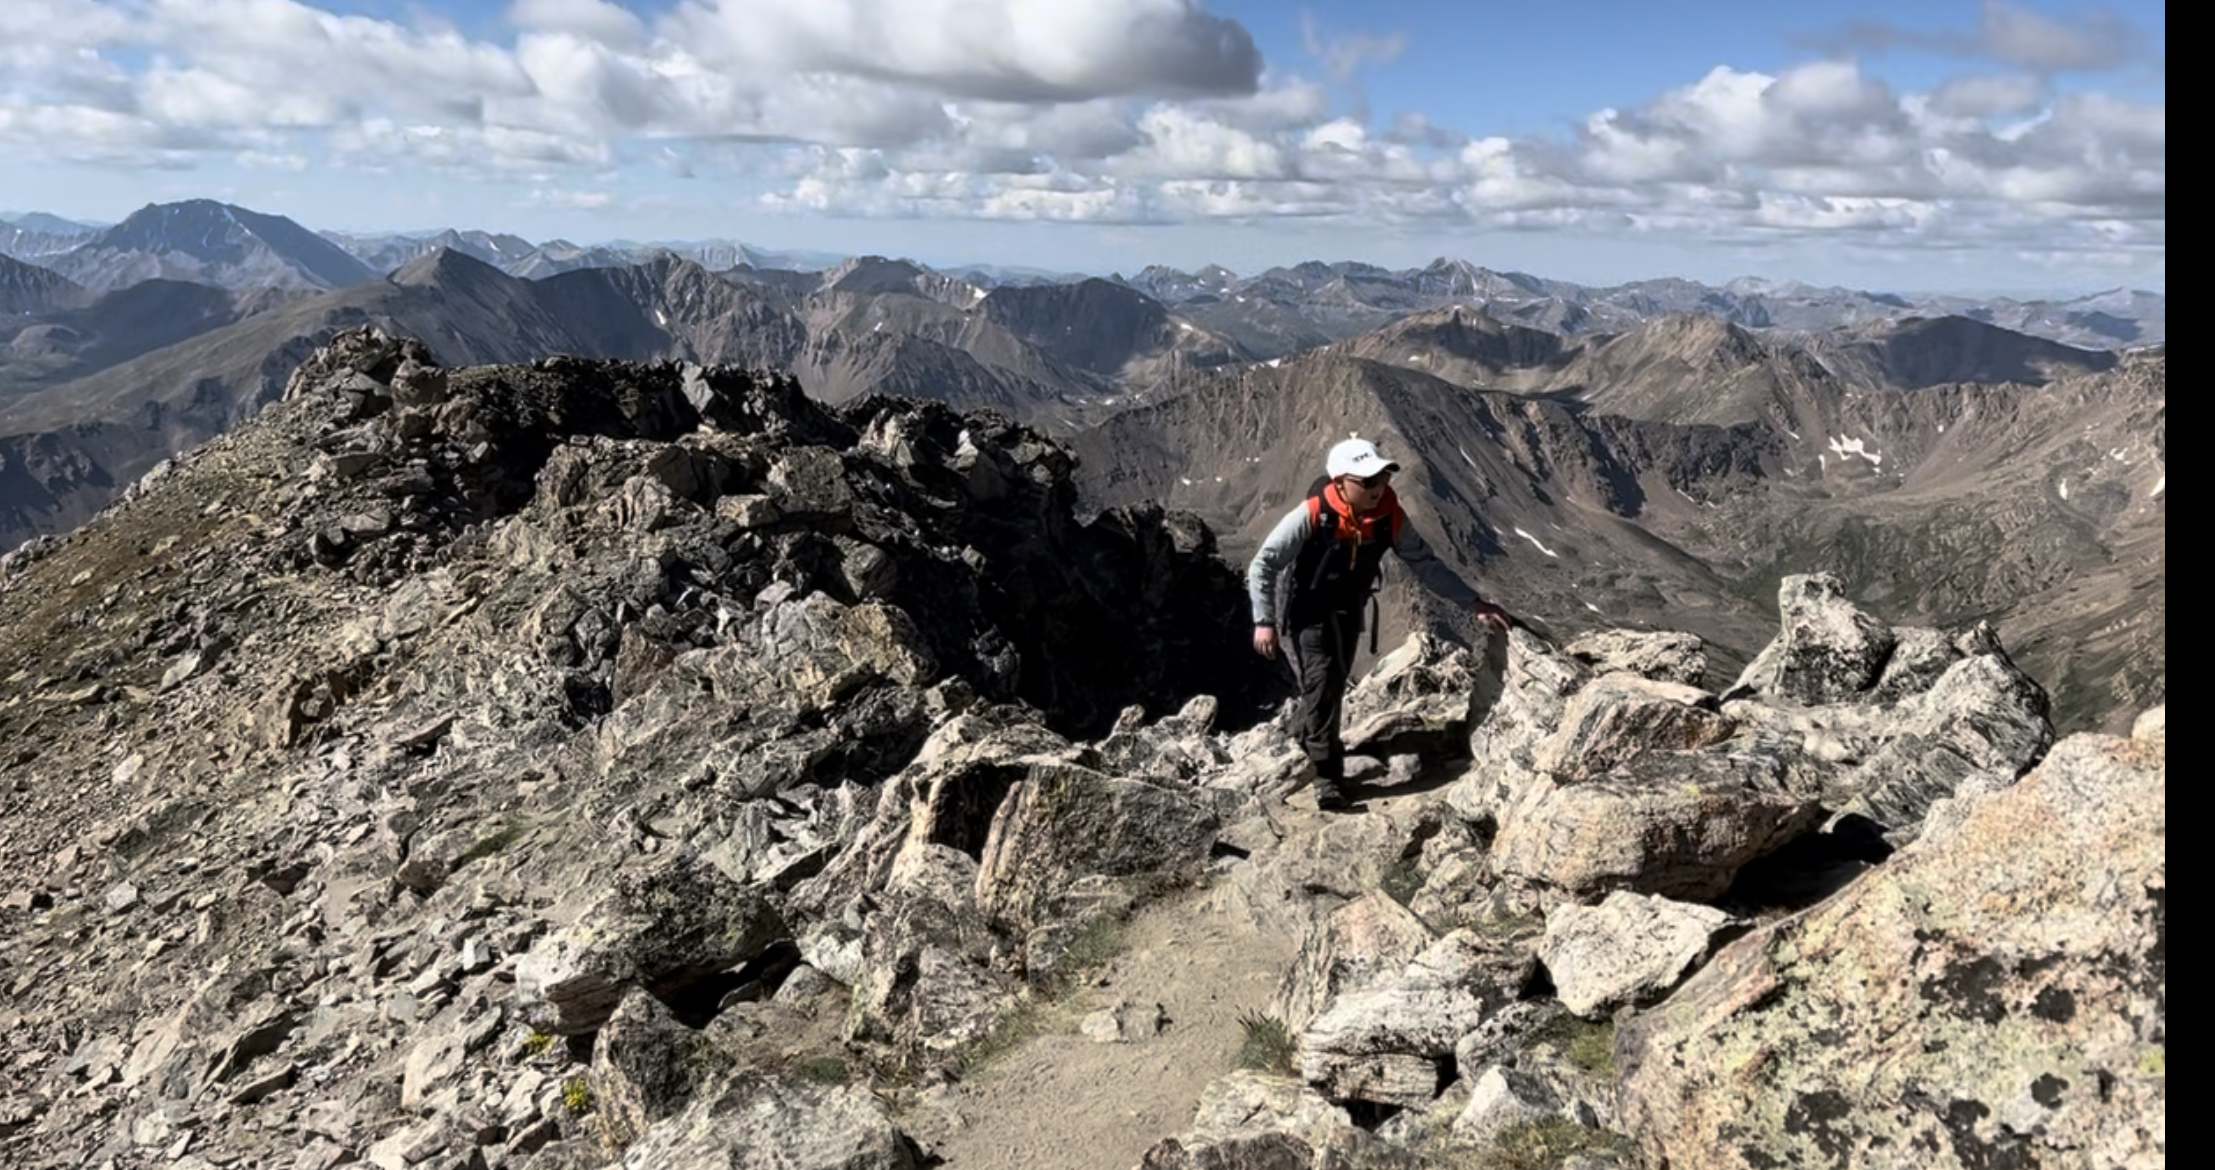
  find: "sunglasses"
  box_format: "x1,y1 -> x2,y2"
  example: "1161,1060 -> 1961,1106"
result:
1348,471 -> 1393,489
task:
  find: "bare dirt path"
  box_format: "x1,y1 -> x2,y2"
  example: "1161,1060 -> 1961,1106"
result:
906,781 -> 1439,1170
905,883 -> 1295,1170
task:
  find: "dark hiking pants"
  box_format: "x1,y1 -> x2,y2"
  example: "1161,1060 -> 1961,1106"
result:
1286,613 -> 1360,782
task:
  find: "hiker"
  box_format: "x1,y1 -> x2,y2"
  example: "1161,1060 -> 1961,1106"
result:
1248,437 -> 1511,810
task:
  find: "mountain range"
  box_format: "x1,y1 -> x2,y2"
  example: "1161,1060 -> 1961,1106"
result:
3,202 -> 2166,351
0,200 -> 2167,734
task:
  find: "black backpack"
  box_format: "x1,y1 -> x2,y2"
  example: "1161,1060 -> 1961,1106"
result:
1288,477 -> 1403,651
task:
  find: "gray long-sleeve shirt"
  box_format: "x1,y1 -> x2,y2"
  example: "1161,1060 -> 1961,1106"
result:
1245,499 -> 1482,625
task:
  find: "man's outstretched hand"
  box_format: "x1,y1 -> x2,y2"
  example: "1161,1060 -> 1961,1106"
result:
1473,600 -> 1512,633
1253,624 -> 1278,659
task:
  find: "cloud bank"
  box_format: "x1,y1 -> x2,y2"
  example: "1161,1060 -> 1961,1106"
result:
0,0 -> 2163,272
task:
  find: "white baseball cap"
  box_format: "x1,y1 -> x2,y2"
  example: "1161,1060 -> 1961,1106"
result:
1326,438 -> 1401,479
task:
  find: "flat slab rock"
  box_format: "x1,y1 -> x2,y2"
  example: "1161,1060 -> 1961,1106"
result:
1539,891 -> 1742,1018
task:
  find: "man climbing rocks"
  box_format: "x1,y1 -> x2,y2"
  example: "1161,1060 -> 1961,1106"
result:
1248,437 -> 1511,810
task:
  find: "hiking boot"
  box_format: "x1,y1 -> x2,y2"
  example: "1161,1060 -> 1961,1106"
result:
1309,758 -> 1351,810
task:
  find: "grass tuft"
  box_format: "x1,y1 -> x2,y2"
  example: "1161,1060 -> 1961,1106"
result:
1487,1117 -> 1637,1170
1526,1011 -> 1617,1078
560,1074 -> 594,1116
791,1054 -> 852,1085
956,1000 -> 1047,1076
1234,1010 -> 1300,1078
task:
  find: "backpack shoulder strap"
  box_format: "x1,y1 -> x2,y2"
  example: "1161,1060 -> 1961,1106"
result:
1304,478 -> 1339,535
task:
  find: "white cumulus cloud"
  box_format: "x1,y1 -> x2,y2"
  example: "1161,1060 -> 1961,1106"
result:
0,0 -> 2163,280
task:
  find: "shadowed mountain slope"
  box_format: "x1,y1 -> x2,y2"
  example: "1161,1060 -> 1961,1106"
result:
0,254 -> 86,316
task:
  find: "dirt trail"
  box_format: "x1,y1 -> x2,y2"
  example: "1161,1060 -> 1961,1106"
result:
905,883 -> 1293,1169
907,785 -> 1436,1169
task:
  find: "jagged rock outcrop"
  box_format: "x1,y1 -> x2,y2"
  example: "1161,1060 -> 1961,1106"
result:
0,330 -> 1278,1168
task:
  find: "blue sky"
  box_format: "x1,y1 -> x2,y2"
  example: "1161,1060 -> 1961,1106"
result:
0,0 -> 2166,294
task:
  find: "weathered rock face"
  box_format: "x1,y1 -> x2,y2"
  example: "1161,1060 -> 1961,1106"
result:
974,762 -> 1221,934
1614,726 -> 2165,1170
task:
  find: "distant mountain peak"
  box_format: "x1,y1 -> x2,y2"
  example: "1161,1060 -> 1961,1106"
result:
390,246 -> 510,290
58,200 -> 375,294
827,255 -> 934,294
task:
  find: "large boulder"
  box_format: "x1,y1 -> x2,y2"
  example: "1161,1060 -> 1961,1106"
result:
1538,892 -> 1743,1018
1270,892 -> 1438,1032
1490,751 -> 1822,903
974,762 -> 1219,935
1300,931 -> 1534,1107
1341,633 -> 1486,760
1615,730 -> 2165,1170
515,855 -> 786,1035
616,1074 -> 920,1169
1184,1070 -> 1356,1153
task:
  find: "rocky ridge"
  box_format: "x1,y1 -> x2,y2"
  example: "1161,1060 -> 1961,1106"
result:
0,333 -> 2162,1170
